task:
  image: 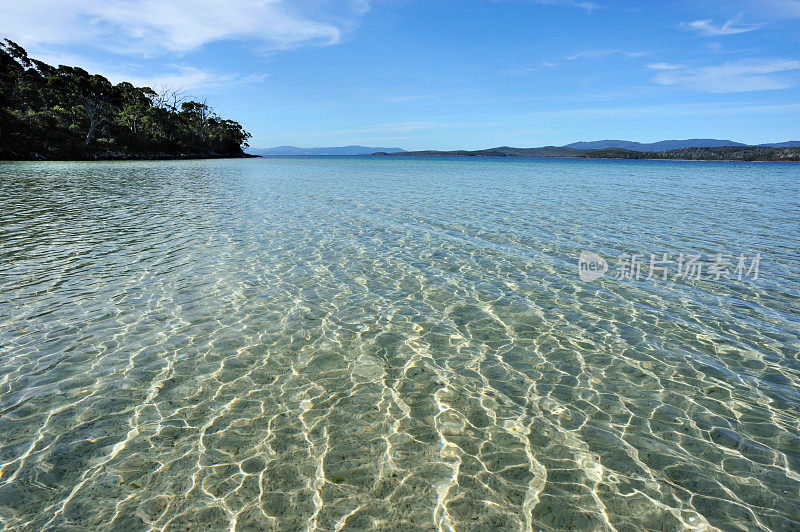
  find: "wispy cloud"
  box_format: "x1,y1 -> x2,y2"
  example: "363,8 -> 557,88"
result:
565,49 -> 647,60
0,0 -> 369,54
533,0 -> 599,12
501,61 -> 559,75
123,68 -> 268,92
647,62 -> 685,70
683,17 -> 760,36
314,120 -> 503,136
522,101 -> 800,120
26,51 -> 267,92
653,58 -> 800,93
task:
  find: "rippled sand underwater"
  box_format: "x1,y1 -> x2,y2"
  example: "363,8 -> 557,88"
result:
0,157 -> 799,531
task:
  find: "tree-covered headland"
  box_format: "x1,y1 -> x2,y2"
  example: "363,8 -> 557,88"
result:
0,39 -> 251,160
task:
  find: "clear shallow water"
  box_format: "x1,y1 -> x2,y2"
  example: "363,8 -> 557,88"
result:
0,156 -> 799,531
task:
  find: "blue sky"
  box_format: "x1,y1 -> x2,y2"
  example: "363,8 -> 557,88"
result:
3,0 -> 799,149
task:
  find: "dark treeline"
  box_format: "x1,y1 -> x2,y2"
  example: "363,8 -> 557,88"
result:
575,146 -> 800,162
0,39 -> 251,160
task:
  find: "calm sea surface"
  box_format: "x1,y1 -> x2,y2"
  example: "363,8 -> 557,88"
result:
1,157 -> 799,531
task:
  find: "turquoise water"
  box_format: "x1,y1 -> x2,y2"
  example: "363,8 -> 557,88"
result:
0,157 -> 799,531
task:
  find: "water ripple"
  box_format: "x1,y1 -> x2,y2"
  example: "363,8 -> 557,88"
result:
0,157 -> 798,531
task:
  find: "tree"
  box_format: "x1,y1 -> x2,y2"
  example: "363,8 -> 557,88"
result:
117,82 -> 154,135
0,40 -> 251,159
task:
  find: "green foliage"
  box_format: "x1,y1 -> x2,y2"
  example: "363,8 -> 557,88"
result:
575,146 -> 800,161
0,39 -> 251,160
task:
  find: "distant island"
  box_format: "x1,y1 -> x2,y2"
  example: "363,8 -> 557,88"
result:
250,139 -> 800,162
562,139 -> 800,151
0,40 -> 252,160
248,146 -> 406,156
375,144 -> 800,162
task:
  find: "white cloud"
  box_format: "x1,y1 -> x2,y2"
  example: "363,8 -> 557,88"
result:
313,120 -> 504,136
565,49 -> 647,60
647,62 -> 685,70
489,0 -> 599,13
122,68 -> 268,92
23,51 -> 267,92
683,17 -> 760,36
522,102 -> 800,120
0,0 -> 369,54
654,58 -> 800,93
501,61 -> 558,75
533,0 -> 598,12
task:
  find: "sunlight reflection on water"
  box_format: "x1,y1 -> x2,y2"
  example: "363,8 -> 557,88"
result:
0,157 -> 799,530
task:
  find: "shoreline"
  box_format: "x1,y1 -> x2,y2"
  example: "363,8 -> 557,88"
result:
372,144 -> 800,162
0,153 -> 261,162
4,152 -> 797,163
371,153 -> 800,163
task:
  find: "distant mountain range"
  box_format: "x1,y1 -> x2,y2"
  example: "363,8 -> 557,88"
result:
376,145 -> 800,162
247,145 -> 406,156
761,141 -> 800,148
249,140 -> 800,156
563,139 -> 800,151
376,146 -> 586,158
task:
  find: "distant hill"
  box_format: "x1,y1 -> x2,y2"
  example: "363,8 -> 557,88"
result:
252,140 -> 800,159
563,139 -> 747,151
248,146 -> 406,156
759,141 -> 800,148
576,146 -> 800,162
376,146 -> 585,157
374,145 -> 800,162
